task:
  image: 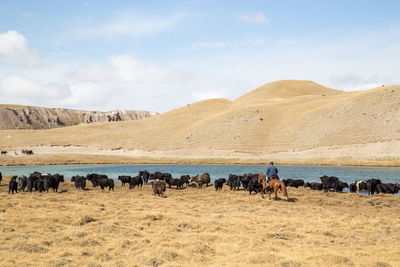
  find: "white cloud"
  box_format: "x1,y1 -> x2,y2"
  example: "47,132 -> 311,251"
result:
74,12 -> 185,39
192,41 -> 230,49
0,74 -> 70,99
238,12 -> 268,24
0,30 -> 42,65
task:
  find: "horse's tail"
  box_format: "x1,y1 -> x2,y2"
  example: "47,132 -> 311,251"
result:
280,182 -> 288,201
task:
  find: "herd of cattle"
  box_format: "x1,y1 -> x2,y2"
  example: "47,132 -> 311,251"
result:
1,170 -> 399,196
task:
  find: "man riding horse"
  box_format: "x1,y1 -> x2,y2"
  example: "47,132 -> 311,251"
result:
266,161 -> 279,182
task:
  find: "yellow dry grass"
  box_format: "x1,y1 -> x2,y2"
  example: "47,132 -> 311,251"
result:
1,176 -> 399,266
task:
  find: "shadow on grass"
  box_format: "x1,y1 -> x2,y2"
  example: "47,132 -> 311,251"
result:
58,189 -> 68,194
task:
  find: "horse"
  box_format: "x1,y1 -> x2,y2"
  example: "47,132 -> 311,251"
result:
258,173 -> 288,201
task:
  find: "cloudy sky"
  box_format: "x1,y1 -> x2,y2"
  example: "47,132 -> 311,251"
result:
0,0 -> 399,112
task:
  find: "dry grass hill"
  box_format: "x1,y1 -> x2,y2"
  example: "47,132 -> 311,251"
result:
1,80 -> 400,165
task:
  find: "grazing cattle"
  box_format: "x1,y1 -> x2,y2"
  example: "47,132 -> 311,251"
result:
248,175 -> 263,195
214,178 -> 226,191
1,151 -> 7,155
320,175 -> 339,192
349,183 -> 357,193
22,149 -> 33,155
190,173 -> 210,188
304,182 -> 323,190
166,177 -> 184,189
336,181 -> 349,192
27,176 -> 34,192
227,174 -> 240,190
364,179 -> 381,195
376,183 -> 400,194
150,172 -> 172,181
129,176 -> 143,189
34,177 -> 44,192
139,170 -> 150,184
180,175 -> 191,187
9,176 -> 18,194
240,173 -> 257,191
283,179 -> 305,188
118,176 -> 131,187
48,174 -> 65,192
43,176 -> 50,192
87,173 -> 114,191
72,176 -> 86,190
16,176 -> 27,191
152,179 -> 166,197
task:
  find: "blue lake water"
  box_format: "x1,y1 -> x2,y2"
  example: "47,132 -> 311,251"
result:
1,164 -> 400,185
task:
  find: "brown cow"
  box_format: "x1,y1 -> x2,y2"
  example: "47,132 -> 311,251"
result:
152,179 -> 166,197
190,173 -> 210,188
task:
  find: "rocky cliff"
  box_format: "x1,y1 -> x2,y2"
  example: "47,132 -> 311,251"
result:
0,105 -> 158,129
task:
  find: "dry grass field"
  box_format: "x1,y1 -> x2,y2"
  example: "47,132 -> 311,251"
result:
1,176 -> 399,267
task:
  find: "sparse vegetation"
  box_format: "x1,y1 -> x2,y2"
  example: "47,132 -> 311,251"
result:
0,176 -> 399,266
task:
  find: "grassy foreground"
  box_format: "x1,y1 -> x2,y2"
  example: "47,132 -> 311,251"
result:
0,177 -> 399,266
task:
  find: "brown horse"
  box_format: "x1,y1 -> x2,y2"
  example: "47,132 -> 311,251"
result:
258,173 -> 288,201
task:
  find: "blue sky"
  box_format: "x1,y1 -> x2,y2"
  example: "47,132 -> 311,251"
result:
0,1 -> 399,112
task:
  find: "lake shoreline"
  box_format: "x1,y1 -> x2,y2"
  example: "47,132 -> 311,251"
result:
1,154 -> 400,168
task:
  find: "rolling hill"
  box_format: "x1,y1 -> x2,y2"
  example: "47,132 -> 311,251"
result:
1,80 -> 399,165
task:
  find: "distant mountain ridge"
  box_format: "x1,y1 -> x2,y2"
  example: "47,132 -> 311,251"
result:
0,105 -> 157,129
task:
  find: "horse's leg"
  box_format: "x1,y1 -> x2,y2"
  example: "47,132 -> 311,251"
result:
274,186 -> 278,200
261,181 -> 265,198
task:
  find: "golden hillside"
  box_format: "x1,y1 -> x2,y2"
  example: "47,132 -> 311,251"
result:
1,80 -> 399,165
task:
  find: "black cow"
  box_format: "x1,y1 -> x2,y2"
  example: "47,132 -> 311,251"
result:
304,182 -> 323,190
8,176 -> 18,194
214,178 -> 226,191
241,173 -> 258,191
150,172 -> 172,181
27,171 -> 42,192
16,176 -> 27,191
118,176 -> 131,187
320,176 -> 339,192
248,175 -> 262,195
129,176 -> 143,189
139,170 -> 150,184
180,175 -> 190,187
27,176 -> 33,192
363,179 -> 381,195
376,183 -> 400,194
336,181 -> 349,192
48,174 -> 64,192
35,179 -> 44,192
87,173 -> 114,191
166,177 -> 184,189
283,179 -> 305,188
227,174 -> 240,190
349,183 -> 357,192
72,176 -> 86,190
43,176 -> 50,192
0,171 -> 2,185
